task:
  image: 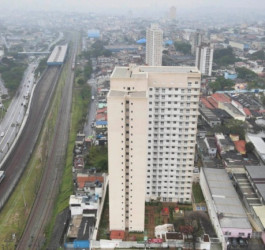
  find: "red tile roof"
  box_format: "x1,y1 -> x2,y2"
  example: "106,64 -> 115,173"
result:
77,175 -> 104,189
212,93 -> 231,103
110,230 -> 125,240
243,108 -> 252,116
200,97 -> 214,109
97,107 -> 107,114
207,97 -> 218,108
96,113 -> 107,121
234,140 -> 246,155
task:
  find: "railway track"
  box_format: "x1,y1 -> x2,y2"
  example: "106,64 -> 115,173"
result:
0,66 -> 61,210
17,34 -> 78,249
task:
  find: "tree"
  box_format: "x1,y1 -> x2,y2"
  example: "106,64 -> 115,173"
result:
180,212 -> 204,250
77,78 -> 85,85
249,50 -> 265,61
209,77 -> 234,92
213,119 -> 246,140
246,142 -> 255,153
235,67 -> 258,81
213,47 -> 236,66
174,41 -> 191,55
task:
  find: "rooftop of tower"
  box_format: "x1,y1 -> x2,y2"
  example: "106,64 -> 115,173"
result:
111,65 -> 200,79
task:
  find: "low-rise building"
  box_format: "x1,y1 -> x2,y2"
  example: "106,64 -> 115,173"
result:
204,137 -> 217,158
215,133 -> 235,154
200,168 -> 252,249
199,106 -> 221,127
218,102 -> 245,121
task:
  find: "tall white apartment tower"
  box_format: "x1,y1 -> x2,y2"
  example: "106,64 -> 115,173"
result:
108,65 -> 201,232
195,44 -> 214,76
145,24 -> 163,66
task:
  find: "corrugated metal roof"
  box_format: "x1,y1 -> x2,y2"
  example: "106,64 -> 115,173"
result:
203,168 -> 251,229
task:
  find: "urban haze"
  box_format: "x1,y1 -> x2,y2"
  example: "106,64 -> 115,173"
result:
0,1 -> 265,249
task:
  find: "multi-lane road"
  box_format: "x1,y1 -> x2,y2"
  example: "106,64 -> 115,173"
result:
0,65 -> 61,210
0,61 -> 38,164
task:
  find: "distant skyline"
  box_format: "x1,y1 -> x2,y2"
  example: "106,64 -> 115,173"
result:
1,0 -> 265,14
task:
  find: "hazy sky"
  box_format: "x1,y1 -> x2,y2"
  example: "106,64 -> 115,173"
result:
1,0 -> 265,13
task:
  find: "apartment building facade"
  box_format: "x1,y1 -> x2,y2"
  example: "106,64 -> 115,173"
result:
145,24 -> 163,66
195,44 -> 213,76
108,65 -> 201,232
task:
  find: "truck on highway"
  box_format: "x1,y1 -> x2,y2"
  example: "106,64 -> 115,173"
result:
0,171 -> 5,184
91,95 -> 95,101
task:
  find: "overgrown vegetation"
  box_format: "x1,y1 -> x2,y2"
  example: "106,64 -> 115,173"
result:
174,41 -> 191,55
209,76 -> 234,92
76,52 -> 93,87
97,189 -> 109,240
192,183 -> 205,203
0,57 -> 27,95
85,145 -> 108,172
214,47 -> 237,66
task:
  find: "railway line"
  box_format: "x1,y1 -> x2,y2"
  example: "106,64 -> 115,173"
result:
0,66 -> 61,210
17,34 -> 78,249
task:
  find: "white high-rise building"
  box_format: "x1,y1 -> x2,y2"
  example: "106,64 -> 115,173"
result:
108,65 -> 201,232
195,44 -> 214,76
145,24 -> 163,66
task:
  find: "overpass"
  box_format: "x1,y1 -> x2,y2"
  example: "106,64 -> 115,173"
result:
18,51 -> 50,56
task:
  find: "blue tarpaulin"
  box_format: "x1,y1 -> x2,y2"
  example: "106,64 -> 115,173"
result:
73,240 -> 90,248
136,38 -> 146,44
164,40 -> 173,45
96,121 -> 108,126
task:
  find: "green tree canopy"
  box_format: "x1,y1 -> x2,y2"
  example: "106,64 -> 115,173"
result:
174,41 -> 191,55
85,145 -> 108,172
235,67 -> 258,81
209,77 -> 234,92
213,47 -> 236,66
213,119 -> 246,140
249,50 -> 265,61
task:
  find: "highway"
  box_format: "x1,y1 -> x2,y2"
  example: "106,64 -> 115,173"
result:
0,62 -> 38,164
17,33 -> 78,249
0,65 -> 61,210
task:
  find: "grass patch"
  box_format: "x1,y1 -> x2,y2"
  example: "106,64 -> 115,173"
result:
192,183 -> 205,203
